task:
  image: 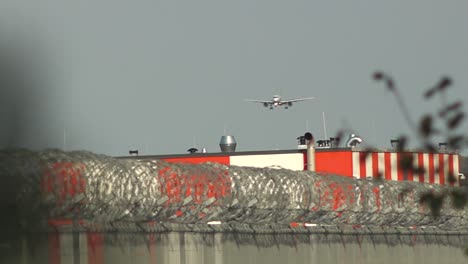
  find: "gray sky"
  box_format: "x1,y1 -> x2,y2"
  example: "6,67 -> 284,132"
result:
1,0 -> 467,156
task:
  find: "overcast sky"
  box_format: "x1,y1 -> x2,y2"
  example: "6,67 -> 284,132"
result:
0,0 -> 467,156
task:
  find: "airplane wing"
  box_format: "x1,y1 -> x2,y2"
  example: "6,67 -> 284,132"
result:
244,99 -> 272,104
282,97 -> 316,103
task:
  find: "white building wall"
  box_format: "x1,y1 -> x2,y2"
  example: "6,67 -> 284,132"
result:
230,153 -> 304,171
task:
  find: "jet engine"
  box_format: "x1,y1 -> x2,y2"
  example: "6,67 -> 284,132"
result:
263,102 -> 268,107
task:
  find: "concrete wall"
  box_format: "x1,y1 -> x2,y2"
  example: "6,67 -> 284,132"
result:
2,232 -> 468,264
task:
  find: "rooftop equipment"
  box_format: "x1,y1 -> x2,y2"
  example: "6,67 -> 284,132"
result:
219,135 -> 237,152
187,148 -> 198,154
346,134 -> 363,148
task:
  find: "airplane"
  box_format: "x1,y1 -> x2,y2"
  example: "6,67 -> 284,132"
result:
244,95 -> 315,109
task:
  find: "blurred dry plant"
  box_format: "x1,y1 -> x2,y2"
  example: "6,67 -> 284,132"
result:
372,71 -> 467,218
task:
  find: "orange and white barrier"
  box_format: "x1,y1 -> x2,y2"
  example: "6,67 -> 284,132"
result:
161,150 -> 460,186
350,151 -> 460,185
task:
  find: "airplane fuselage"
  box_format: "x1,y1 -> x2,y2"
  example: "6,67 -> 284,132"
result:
245,94 -> 315,110
268,95 -> 293,109
272,95 -> 281,107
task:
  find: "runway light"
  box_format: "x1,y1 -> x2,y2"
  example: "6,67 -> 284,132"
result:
207,221 -> 222,225
304,223 -> 317,227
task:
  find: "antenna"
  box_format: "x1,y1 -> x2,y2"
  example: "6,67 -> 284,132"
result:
63,127 -> 67,151
306,120 -> 310,132
322,112 -> 328,139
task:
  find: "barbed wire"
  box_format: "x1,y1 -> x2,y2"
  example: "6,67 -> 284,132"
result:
1,149 -> 468,233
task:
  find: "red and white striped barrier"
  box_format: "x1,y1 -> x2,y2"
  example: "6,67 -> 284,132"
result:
161,150 -> 460,186
350,151 -> 460,185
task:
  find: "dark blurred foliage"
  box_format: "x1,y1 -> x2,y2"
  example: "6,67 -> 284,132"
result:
0,31 -> 49,150
373,71 -> 468,255
0,42 -> 25,147
419,192 -> 444,218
